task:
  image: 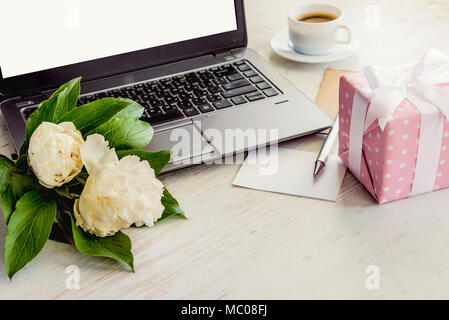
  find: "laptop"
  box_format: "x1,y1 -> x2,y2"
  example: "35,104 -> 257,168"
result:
0,0 -> 331,172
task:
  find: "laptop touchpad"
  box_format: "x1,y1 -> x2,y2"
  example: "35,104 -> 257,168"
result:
144,123 -> 215,163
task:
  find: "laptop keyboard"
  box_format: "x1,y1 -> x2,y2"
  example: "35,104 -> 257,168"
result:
21,60 -> 280,126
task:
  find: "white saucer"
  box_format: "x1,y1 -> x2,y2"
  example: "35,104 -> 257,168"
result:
270,29 -> 359,63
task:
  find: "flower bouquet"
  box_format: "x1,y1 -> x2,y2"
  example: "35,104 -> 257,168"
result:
0,77 -> 185,279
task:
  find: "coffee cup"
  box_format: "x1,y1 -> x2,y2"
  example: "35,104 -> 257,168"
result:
287,4 -> 352,56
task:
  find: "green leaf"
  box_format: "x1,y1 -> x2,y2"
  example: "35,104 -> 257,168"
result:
0,154 -> 14,193
157,188 -> 187,223
5,190 -> 57,279
115,101 -> 144,119
116,149 -> 170,175
0,154 -> 14,167
86,118 -> 153,150
1,172 -> 38,224
54,209 -> 75,245
14,154 -> 29,172
20,78 -> 81,154
69,214 -> 134,271
1,185 -> 15,223
53,77 -> 82,114
58,98 -> 144,134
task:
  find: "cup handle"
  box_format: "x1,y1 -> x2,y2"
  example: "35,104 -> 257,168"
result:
336,24 -> 352,44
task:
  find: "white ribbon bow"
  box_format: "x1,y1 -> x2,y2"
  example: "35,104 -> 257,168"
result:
347,48 -> 449,198
363,48 -> 449,131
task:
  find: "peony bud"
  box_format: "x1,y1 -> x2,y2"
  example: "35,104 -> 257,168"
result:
28,121 -> 83,188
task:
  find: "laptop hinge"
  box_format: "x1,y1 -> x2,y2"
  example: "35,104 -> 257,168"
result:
212,48 -> 233,57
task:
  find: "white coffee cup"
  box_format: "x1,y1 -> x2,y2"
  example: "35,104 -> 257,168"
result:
288,4 -> 352,56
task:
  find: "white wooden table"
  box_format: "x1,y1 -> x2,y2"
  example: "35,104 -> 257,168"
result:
2,0 -> 449,299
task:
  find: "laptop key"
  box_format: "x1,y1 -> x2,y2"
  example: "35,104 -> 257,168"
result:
213,77 -> 227,85
183,85 -> 195,92
243,70 -> 257,77
147,110 -> 184,125
249,76 -> 265,84
162,105 -> 178,113
23,107 -> 37,119
149,98 -> 162,107
179,91 -> 194,100
183,107 -> 200,117
227,73 -> 244,82
178,100 -> 193,109
230,96 -> 247,105
237,64 -> 251,72
213,99 -> 233,109
214,69 -> 231,78
140,111 -> 152,121
222,85 -> 257,98
164,96 -> 177,105
170,87 -> 180,95
197,81 -> 207,89
222,79 -> 250,90
208,86 -> 222,94
192,97 -> 207,105
220,64 -> 236,73
263,88 -> 279,97
198,103 -> 214,113
245,91 -> 261,98
142,101 -> 154,110
246,93 -> 265,102
147,108 -> 163,116
193,89 -> 208,97
256,82 -> 271,90
207,94 -> 221,102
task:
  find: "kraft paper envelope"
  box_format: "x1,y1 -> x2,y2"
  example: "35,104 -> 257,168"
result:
315,68 -> 355,118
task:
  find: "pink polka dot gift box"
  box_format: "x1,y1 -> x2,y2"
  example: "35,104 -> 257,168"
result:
338,48 -> 449,204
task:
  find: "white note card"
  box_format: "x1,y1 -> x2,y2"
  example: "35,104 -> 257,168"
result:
233,148 -> 347,202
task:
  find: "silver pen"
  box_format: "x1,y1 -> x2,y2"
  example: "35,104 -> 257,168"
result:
313,114 -> 339,177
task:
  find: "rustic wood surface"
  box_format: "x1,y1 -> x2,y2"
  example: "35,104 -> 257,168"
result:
1,0 -> 449,299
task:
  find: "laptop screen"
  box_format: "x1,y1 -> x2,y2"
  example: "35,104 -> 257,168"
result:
0,0 -> 237,79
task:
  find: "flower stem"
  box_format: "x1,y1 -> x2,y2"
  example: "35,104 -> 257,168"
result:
75,176 -> 86,185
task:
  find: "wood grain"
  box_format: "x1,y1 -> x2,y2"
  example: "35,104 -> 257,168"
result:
2,0 -> 449,299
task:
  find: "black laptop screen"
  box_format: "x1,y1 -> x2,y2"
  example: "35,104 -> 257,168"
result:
0,0 -> 246,96
0,0 -> 237,79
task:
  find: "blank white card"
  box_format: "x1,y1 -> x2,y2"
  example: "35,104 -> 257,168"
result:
233,148 -> 347,202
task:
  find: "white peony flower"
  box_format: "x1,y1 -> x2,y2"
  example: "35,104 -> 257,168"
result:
74,134 -> 165,237
28,121 -> 83,188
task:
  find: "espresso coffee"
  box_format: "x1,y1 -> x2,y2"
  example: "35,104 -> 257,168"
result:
296,11 -> 338,23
